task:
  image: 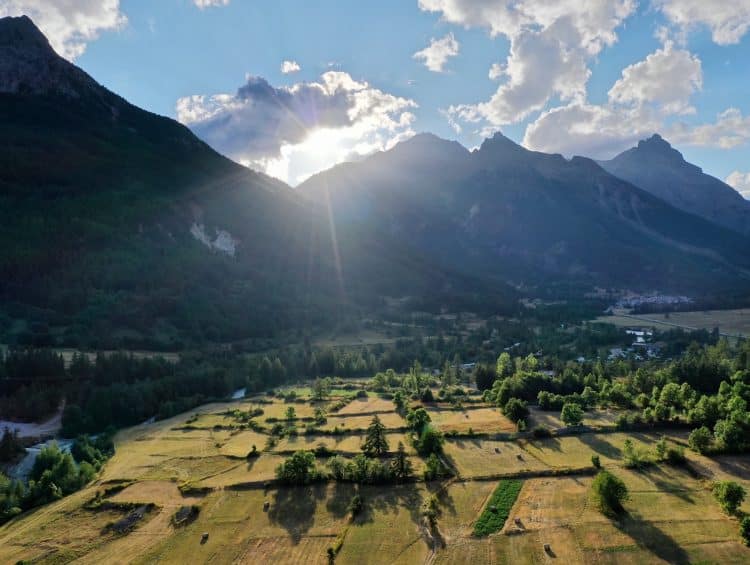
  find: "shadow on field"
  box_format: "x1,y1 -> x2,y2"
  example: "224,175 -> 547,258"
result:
637,466 -> 695,504
326,482 -> 358,519
614,512 -> 690,565
268,484 -> 327,544
714,455 -> 750,479
534,436 -> 562,452
356,484 -> 423,528
579,434 -> 621,459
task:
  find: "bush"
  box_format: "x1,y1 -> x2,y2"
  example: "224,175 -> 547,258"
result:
502,398 -> 529,423
689,426 -> 713,454
741,516 -> 750,547
713,481 -> 746,515
665,446 -> 686,465
591,454 -> 601,468
592,470 -> 628,515
532,426 -> 552,439
561,403 -> 584,427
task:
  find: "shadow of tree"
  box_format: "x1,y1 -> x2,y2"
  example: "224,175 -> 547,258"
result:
614,512 -> 690,565
529,435 -> 562,452
268,483 -> 327,544
355,483 -> 423,528
578,433 -> 621,459
637,466 -> 695,504
326,481 -> 358,519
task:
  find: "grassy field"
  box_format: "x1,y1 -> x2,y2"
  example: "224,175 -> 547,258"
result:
595,308 -> 750,337
2,382 -> 750,564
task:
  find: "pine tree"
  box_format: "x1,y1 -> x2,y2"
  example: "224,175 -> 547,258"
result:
362,415 -> 389,457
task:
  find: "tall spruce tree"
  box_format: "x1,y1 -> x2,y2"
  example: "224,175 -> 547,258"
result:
362,415 -> 389,457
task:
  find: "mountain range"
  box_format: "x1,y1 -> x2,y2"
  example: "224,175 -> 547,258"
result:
1,15 -> 749,348
299,132 -> 750,294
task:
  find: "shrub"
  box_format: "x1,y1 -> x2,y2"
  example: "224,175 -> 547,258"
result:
713,481 -> 746,515
689,426 -> 713,454
532,426 -> 552,439
592,470 -> 628,515
665,446 -> 686,465
502,398 -> 529,423
741,516 -> 750,547
561,403 -> 584,427
591,454 -> 601,468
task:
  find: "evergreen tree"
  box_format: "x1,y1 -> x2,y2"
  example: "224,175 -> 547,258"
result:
362,415 -> 389,457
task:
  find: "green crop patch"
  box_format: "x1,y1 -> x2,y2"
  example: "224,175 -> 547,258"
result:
472,479 -> 523,537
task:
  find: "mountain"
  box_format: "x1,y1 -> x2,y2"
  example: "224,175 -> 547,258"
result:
0,16 -> 510,349
599,134 -> 750,236
300,132 -> 750,295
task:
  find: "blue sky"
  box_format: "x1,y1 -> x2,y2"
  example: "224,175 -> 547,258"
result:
3,0 -> 749,192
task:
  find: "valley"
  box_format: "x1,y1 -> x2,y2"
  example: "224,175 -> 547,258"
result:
2,381 -> 750,564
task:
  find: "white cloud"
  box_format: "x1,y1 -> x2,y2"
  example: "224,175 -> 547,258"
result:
413,32 -> 460,72
488,62 -> 504,80
420,0 -> 636,127
521,41 -> 727,159
523,102 -> 658,158
654,0 -> 750,45
280,60 -> 301,74
667,108 -> 750,149
608,42 -> 702,115
177,72 -> 417,185
726,171 -> 750,199
193,0 -> 230,8
0,0 -> 126,60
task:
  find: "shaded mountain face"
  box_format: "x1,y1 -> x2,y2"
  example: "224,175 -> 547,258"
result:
300,132 -> 750,295
0,16 -> 509,349
599,134 -> 750,236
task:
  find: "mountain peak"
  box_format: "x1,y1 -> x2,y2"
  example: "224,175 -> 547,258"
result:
0,15 -> 99,97
634,133 -> 684,161
478,131 -> 524,153
0,15 -> 51,52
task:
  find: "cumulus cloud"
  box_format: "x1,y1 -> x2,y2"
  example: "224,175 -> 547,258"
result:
667,108 -> 750,149
420,0 -> 636,126
654,0 -> 750,45
280,60 -> 301,74
522,40 -> 717,158
177,72 -> 417,184
726,171 -> 750,199
193,0 -> 230,8
523,102 -> 659,158
413,32 -> 460,72
608,42 -> 702,115
0,0 -> 126,60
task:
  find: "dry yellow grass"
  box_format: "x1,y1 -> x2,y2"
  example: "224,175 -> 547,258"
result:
444,438 -> 550,477
427,406 -> 516,433
335,396 -> 397,415
527,407 -> 624,430
320,411 -> 406,431
273,432 -> 415,454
